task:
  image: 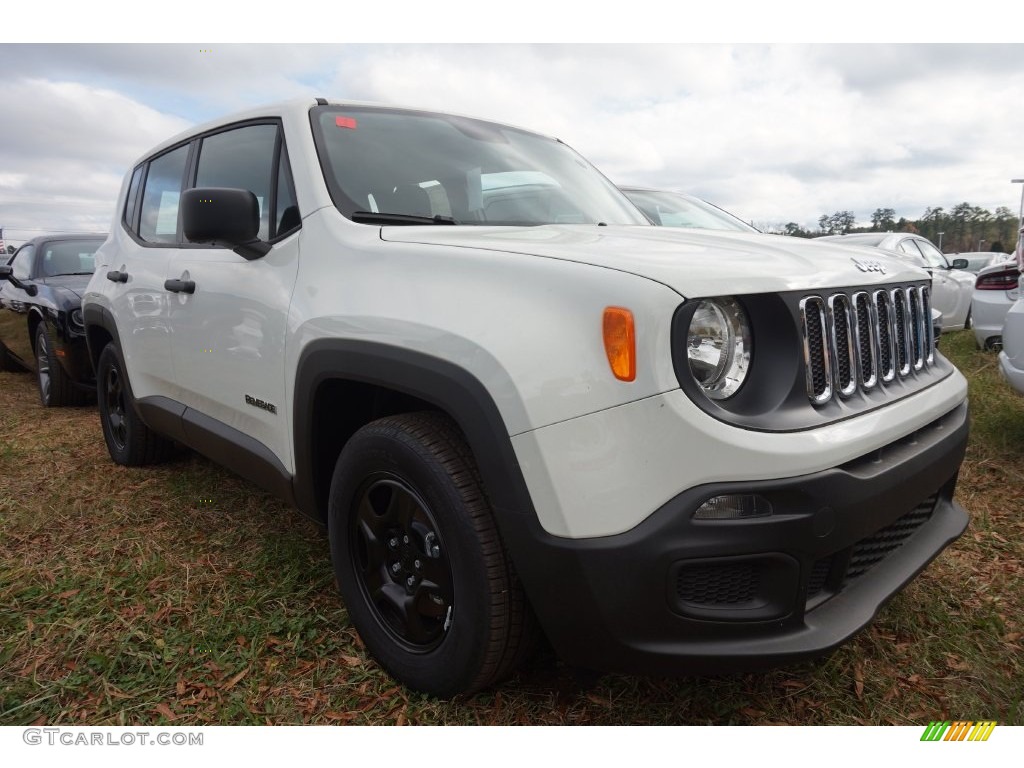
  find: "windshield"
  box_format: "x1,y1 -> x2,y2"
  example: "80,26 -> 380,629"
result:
40,240 -> 102,277
622,189 -> 756,232
312,106 -> 649,227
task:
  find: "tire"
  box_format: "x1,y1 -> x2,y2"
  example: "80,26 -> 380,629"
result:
0,343 -> 17,372
35,324 -> 85,407
328,412 -> 535,697
96,343 -> 174,465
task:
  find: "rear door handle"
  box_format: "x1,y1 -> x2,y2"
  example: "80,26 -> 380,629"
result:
106,270 -> 129,283
164,279 -> 196,294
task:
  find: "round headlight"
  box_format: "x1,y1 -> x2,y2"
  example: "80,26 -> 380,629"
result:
686,297 -> 751,400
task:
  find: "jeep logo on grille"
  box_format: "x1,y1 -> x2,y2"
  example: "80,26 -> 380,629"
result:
851,257 -> 887,274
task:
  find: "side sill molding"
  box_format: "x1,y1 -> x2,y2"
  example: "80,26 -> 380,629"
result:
136,395 -> 296,506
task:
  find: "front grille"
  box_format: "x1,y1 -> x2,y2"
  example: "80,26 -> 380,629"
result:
801,284 -> 933,405
806,556 -> 833,598
676,563 -> 757,605
844,495 -> 937,582
805,494 -> 937,608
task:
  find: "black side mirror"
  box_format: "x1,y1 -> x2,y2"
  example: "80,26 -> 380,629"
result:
950,258 -> 969,270
182,187 -> 271,260
0,265 -> 38,296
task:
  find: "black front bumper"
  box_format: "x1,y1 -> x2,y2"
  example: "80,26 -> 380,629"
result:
510,400 -> 969,675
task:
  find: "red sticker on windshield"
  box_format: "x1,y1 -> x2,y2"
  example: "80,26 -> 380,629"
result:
335,116 -> 357,129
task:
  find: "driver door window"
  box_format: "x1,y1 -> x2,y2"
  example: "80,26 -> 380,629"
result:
194,124 -> 281,242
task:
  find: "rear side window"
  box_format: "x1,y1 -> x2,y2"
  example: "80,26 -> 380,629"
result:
139,145 -> 190,244
123,165 -> 145,234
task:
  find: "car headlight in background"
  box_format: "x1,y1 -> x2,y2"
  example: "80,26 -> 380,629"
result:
686,297 -> 751,399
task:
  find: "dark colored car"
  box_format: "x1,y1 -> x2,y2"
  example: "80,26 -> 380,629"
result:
0,234 -> 106,406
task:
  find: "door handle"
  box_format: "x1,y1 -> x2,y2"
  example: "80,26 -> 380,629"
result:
106,270 -> 129,283
164,279 -> 196,294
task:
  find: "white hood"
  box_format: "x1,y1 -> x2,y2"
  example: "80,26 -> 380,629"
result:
381,225 -> 927,298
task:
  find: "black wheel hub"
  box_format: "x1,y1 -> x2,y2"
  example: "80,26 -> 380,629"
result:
104,366 -> 127,450
351,475 -> 454,651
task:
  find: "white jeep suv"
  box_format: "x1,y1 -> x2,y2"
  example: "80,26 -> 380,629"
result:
83,98 -> 970,697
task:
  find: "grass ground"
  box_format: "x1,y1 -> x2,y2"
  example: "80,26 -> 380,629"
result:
1,330 -> 1021,725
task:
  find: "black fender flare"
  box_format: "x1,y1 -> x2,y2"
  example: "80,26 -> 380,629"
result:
82,303 -> 123,374
292,338 -> 538,528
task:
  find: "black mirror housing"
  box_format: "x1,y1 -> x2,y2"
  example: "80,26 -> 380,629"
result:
183,187 -> 260,244
0,264 -> 38,295
950,258 -> 969,270
182,187 -> 270,261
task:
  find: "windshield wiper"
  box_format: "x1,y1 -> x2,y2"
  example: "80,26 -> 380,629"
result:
352,211 -> 458,225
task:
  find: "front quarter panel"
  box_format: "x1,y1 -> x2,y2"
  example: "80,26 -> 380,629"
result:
286,209 -> 685,439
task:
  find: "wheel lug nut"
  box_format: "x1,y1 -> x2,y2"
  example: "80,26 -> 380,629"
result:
403,535 -> 410,544
414,559 -> 422,570
406,575 -> 416,588
388,537 -> 398,548
391,562 -> 402,574
430,546 -> 440,558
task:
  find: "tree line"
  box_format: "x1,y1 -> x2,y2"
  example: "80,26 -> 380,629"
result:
765,203 -> 1020,254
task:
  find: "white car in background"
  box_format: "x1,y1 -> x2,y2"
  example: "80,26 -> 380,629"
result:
818,232 -> 975,332
953,251 -> 1012,274
619,187 -> 758,232
999,293 -> 1024,395
972,260 -> 1021,350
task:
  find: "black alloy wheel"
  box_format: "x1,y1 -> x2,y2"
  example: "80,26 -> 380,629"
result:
34,324 -> 81,407
95,343 -> 174,465
36,327 -> 52,405
104,361 -> 128,450
351,474 -> 455,652
328,412 -> 536,697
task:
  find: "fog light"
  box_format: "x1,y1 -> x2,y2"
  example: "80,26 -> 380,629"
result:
694,494 -> 772,520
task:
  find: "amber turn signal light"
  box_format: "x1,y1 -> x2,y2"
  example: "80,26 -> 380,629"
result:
603,307 -> 636,382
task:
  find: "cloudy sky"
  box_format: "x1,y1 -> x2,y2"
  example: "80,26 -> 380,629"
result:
2,40 -> 1024,246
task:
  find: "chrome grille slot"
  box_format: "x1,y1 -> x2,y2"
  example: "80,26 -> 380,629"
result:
921,285 -> 934,364
875,290 -> 895,382
800,283 -> 934,405
800,297 -> 832,405
828,294 -> 857,398
852,292 -> 877,389
892,288 -> 910,376
908,288 -> 924,370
